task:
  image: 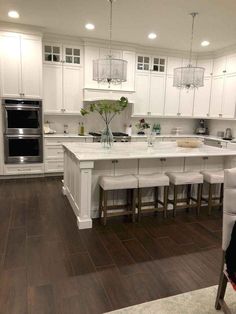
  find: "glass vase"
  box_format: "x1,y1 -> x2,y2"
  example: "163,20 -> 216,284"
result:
101,125 -> 114,148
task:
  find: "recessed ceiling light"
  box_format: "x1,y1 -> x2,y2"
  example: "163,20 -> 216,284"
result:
201,40 -> 210,47
148,33 -> 157,40
8,10 -> 20,19
85,23 -> 95,30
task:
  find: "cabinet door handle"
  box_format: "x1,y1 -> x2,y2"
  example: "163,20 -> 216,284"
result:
219,113 -> 222,117
207,113 -> 209,117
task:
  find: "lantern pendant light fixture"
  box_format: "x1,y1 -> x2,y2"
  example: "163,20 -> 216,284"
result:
173,12 -> 205,89
93,0 -> 127,87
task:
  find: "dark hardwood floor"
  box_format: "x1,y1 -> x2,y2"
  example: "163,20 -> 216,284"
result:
0,177 -> 223,314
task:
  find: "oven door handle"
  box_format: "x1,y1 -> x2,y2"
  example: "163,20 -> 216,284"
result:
5,134 -> 42,139
4,105 -> 40,110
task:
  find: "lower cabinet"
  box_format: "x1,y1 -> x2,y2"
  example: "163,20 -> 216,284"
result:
44,136 -> 93,173
4,163 -> 44,175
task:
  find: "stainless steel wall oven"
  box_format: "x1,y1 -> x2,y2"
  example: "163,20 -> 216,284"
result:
3,99 -> 42,135
3,99 -> 43,164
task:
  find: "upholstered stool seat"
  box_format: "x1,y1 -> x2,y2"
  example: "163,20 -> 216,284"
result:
166,171 -> 203,216
99,175 -> 138,225
137,173 -> 169,188
201,169 -> 224,184
99,174 -> 138,190
166,171 -> 203,185
200,169 -> 224,215
136,173 -> 169,220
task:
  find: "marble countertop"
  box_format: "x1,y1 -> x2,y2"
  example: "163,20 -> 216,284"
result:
63,141 -> 236,161
44,133 -> 93,138
44,133 -> 235,143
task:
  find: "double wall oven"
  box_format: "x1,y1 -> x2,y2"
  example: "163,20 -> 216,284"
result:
3,99 -> 43,164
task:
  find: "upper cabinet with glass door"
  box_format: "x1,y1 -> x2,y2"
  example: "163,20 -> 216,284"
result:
43,43 -> 82,66
136,54 -> 166,73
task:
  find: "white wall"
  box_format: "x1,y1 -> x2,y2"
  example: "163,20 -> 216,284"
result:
45,104 -> 197,135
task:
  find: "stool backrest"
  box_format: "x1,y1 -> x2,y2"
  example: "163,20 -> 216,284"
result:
223,168 -> 236,250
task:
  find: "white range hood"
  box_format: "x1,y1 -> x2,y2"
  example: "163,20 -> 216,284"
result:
83,87 -> 136,103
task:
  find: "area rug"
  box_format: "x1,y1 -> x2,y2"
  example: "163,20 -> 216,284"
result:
105,285 -> 236,314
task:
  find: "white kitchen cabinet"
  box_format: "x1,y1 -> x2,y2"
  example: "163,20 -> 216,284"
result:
166,57 -> 182,75
209,74 -> 236,119
43,64 -> 83,114
196,59 -> 213,76
4,164 -> 44,175
209,76 -> 224,118
43,65 -> 63,113
21,35 -> 42,98
226,54 -> 236,74
149,74 -> 165,115
84,45 -> 100,89
44,136 -> 92,173
221,74 -> 236,118
63,66 -> 83,113
121,51 -> 135,91
133,72 -> 150,115
213,57 -> 227,76
133,71 -> 165,116
193,77 -> 212,117
0,32 -> 42,99
164,75 -> 180,116
179,89 -> 194,117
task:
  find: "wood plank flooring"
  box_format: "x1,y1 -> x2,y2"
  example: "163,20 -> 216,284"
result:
0,177 -> 223,314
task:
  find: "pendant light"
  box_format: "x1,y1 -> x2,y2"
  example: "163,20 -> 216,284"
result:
93,0 -> 127,86
173,12 -> 205,89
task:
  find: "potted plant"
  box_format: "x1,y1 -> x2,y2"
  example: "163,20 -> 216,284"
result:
135,119 -> 150,135
81,97 -> 128,148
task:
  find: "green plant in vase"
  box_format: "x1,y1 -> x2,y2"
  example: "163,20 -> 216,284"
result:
81,97 -> 128,148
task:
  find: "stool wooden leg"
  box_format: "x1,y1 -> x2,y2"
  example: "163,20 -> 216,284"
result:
138,188 -> 142,222
164,186 -> 169,218
220,183 -> 224,210
186,184 -> 191,212
132,189 -> 137,223
197,183 -> 203,216
99,186 -> 103,220
208,183 -> 213,216
215,252 -> 228,310
103,190 -> 108,226
173,185 -> 178,217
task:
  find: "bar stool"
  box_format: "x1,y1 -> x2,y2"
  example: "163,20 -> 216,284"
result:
136,173 -> 169,221
98,174 -> 138,226
166,171 -> 204,217
200,169 -> 224,215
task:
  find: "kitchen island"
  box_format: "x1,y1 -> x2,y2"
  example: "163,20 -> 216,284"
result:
63,141 -> 236,229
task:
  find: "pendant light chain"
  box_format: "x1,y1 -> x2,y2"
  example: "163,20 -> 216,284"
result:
189,12 -> 198,65
109,0 -> 113,57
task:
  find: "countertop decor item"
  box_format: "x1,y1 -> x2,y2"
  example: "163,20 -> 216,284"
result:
81,97 -> 128,148
93,0 -> 127,86
177,139 -> 202,148
135,119 -> 150,135
173,12 -> 205,89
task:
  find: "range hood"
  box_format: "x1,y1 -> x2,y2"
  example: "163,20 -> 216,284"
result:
83,87 -> 136,103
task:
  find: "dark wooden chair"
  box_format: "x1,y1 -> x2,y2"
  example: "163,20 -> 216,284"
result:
215,168 -> 236,313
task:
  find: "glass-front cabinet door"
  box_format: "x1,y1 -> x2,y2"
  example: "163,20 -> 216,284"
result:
63,46 -> 81,65
136,54 -> 166,73
43,44 -> 62,63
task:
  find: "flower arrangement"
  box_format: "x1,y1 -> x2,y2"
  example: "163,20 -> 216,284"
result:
135,119 -> 150,134
81,97 -> 128,148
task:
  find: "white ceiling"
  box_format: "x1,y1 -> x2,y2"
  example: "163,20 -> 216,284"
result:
0,0 -> 236,52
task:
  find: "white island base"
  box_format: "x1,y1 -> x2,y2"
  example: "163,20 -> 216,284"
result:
62,142 -> 236,229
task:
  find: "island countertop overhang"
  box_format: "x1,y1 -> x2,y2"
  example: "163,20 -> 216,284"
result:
63,142 -> 236,161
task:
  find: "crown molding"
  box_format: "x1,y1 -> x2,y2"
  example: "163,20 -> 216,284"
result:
0,21 -> 44,36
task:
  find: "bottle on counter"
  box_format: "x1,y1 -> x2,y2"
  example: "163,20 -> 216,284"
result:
153,123 -> 161,135
79,122 -> 85,136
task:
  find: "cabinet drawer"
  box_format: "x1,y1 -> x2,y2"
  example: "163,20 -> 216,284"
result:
44,137 -> 87,146
45,160 -> 64,173
4,163 -> 44,175
45,145 -> 64,159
